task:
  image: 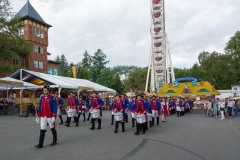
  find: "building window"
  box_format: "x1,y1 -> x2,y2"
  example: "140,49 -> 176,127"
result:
39,61 -> 43,69
36,28 -> 40,37
33,45 -> 38,52
18,27 -> 24,36
13,58 -> 19,66
39,47 -> 43,54
40,30 -> 44,38
33,27 -> 36,36
34,60 -> 38,68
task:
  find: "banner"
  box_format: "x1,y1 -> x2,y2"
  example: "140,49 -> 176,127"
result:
48,67 -> 58,75
231,85 -> 240,92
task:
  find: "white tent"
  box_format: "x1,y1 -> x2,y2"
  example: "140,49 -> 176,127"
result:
0,77 -> 38,89
10,69 -> 116,92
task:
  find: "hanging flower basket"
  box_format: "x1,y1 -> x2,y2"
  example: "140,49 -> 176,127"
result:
153,0 -> 160,4
155,56 -> 162,61
154,27 -> 161,33
154,42 -> 162,47
153,12 -> 161,18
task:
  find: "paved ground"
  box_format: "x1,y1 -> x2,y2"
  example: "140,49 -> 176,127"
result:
0,110 -> 240,160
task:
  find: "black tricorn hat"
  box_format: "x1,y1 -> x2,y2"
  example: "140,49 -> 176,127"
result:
43,84 -> 51,91
136,93 -> 143,98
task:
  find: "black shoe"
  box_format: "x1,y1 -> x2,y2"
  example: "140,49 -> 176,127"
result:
111,123 -> 113,125
35,144 -> 43,148
90,127 -> 95,130
114,130 -> 118,133
50,142 -> 57,146
65,124 -> 69,127
59,122 -> 63,125
134,132 -> 139,135
142,132 -> 145,134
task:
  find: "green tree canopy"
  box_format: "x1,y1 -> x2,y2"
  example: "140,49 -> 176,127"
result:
0,0 -> 32,76
89,49 -> 109,82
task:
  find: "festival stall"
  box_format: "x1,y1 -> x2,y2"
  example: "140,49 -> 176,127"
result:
157,77 -> 220,99
0,77 -> 39,115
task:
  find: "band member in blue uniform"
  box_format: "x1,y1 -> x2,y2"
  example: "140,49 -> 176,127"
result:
134,94 -> 148,135
113,95 -> 125,133
90,92 -> 103,130
35,85 -> 58,148
130,96 -> 137,127
87,93 -> 93,121
54,92 -> 64,125
151,95 -> 161,126
111,95 -> 116,125
121,93 -> 129,123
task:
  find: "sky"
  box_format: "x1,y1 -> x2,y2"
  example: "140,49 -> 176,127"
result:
11,0 -> 240,69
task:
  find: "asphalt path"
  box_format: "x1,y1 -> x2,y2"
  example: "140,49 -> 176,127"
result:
0,110 -> 239,160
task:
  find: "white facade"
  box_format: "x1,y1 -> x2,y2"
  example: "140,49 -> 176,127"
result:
215,90 -> 234,99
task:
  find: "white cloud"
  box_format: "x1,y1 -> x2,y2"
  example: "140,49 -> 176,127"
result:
11,0 -> 240,68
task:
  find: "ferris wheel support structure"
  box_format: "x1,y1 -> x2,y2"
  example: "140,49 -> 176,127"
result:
145,0 -> 175,93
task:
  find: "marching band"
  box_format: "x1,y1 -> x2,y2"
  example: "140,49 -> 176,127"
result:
35,85 -> 192,148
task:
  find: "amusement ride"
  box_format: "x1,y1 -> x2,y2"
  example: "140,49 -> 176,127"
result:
145,0 -> 175,93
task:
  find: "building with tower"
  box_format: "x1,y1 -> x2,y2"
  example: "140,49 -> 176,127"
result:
0,0 -> 59,77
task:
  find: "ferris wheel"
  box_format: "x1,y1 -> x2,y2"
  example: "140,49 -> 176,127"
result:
145,0 -> 175,93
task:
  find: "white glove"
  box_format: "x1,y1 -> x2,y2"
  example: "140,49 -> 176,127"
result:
36,117 -> 40,125
51,117 -> 55,123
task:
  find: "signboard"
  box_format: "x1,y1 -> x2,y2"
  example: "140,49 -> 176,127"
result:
48,67 -> 58,75
231,85 -> 240,92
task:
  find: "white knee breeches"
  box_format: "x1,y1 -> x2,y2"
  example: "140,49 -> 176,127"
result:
40,116 -> 54,130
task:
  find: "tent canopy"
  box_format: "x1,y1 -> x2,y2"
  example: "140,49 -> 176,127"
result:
0,77 -> 38,89
10,69 -> 116,92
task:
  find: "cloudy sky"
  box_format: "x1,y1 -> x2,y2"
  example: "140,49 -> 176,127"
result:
11,0 -> 240,68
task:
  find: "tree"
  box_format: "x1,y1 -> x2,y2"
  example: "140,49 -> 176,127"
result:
56,54 -> 69,77
124,67 -> 148,92
77,66 -> 90,80
81,50 -> 92,70
89,49 -> 109,82
0,0 -> 32,76
96,68 -> 124,93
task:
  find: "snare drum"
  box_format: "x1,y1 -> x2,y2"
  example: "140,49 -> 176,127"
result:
147,113 -> 152,121
136,114 -> 146,124
91,109 -> 100,119
57,108 -> 61,115
67,109 -> 75,117
114,112 -> 123,121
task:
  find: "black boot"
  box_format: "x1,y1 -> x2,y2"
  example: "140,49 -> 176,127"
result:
78,113 -> 81,122
83,113 -> 86,122
177,111 -> 180,117
35,130 -> 46,148
87,113 -> 91,121
65,116 -> 68,123
59,115 -> 63,124
139,123 -> 143,132
134,123 -> 139,135
145,122 -> 148,130
149,121 -> 152,128
183,111 -> 185,116
126,114 -> 128,123
65,117 -> 71,127
180,111 -> 182,117
152,118 -> 155,126
121,122 -> 125,132
75,117 -> 79,127
114,121 -> 119,133
97,119 -> 101,129
111,115 -> 114,125
132,118 -> 135,127
50,127 -> 57,146
157,117 -> 159,126
142,124 -> 146,134
90,118 -> 95,130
